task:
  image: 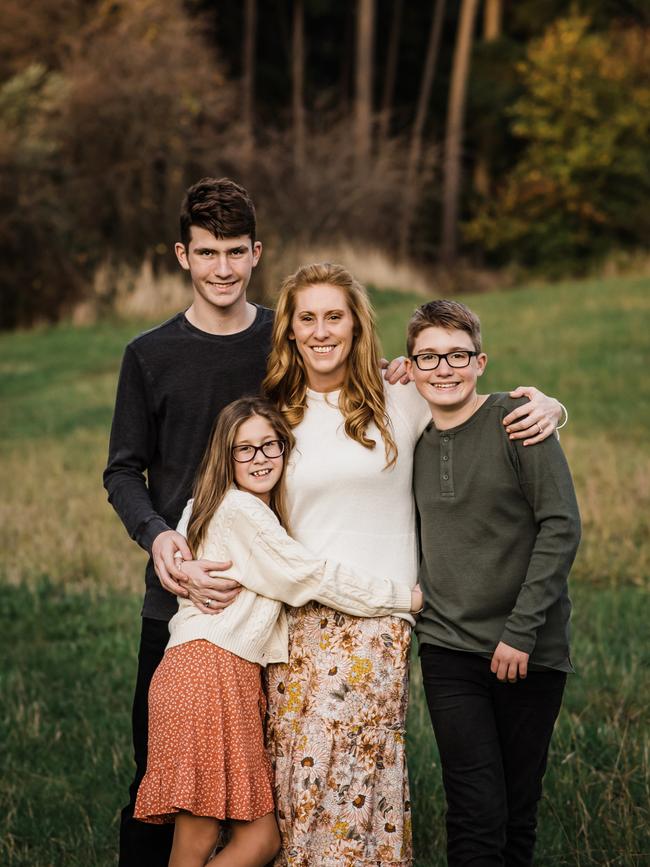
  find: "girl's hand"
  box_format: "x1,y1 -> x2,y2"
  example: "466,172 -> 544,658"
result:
490,641 -> 529,682
504,387 -> 564,446
178,559 -> 240,615
410,584 -> 424,615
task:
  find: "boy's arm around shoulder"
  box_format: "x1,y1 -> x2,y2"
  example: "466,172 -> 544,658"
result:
206,491 -> 413,616
500,423 -> 581,654
103,343 -> 170,551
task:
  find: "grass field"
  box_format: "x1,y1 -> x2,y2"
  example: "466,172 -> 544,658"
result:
1,274 -> 649,865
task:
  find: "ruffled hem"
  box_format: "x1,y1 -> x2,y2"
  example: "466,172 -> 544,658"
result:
135,763 -> 274,824
274,844 -> 411,867
269,707 -> 411,863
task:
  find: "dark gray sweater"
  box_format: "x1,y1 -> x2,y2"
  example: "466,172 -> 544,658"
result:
414,393 -> 581,672
103,306 -> 274,620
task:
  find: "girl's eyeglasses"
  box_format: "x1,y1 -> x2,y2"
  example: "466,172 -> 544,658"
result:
232,440 -> 285,463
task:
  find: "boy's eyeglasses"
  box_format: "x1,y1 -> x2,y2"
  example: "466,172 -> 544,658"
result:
410,350 -> 480,371
232,440 -> 285,463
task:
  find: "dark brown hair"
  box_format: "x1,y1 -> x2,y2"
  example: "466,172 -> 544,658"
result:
179,177 -> 256,249
407,299 -> 482,355
187,397 -> 294,557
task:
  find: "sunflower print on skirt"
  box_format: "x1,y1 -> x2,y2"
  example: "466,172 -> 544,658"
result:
266,601 -> 413,867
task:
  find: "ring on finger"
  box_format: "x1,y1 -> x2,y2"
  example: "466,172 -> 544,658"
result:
205,598 -> 211,608
536,421 -> 543,434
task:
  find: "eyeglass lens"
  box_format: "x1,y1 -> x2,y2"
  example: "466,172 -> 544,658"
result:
232,440 -> 285,462
416,351 -> 473,370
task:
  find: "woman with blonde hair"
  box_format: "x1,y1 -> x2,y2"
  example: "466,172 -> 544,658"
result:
134,395 -> 421,866
262,263 -> 563,866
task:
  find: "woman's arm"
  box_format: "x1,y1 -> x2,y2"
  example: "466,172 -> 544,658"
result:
503,387 -> 566,445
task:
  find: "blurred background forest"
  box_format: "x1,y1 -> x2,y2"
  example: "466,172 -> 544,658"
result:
2,0 -> 649,330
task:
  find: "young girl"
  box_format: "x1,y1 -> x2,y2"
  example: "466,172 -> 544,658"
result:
134,396 -> 421,867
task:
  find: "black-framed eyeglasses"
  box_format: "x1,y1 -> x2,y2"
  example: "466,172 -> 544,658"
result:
232,440 -> 285,463
410,350 -> 480,371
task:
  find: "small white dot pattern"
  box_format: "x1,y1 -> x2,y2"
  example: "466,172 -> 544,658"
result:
135,639 -> 275,824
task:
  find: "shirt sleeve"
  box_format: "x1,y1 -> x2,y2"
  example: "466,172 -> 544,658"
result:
176,499 -> 193,537
499,435 -> 581,654
102,344 -> 171,553
202,494 -> 413,617
386,380 -> 432,441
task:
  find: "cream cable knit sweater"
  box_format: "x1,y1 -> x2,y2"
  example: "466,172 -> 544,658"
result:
168,489 -> 413,665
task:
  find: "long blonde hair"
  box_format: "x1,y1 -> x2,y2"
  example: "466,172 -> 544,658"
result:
187,397 -> 295,556
263,262 -> 397,467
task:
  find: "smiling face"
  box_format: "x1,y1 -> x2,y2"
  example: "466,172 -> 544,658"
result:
175,226 -> 262,318
232,415 -> 284,505
289,284 -> 356,392
407,325 -> 487,423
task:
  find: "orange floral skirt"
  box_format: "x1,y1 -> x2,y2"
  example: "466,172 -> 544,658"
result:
135,639 -> 274,824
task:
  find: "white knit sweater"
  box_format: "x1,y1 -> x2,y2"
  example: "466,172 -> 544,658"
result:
168,488 -> 413,665
285,381 -> 430,624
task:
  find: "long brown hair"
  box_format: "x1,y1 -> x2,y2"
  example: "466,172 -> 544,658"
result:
187,397 -> 295,557
262,262 -> 397,467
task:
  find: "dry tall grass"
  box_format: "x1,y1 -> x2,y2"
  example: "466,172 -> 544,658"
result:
1,430 -> 647,595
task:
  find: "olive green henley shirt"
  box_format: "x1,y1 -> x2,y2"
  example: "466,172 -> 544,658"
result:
414,393 -> 581,672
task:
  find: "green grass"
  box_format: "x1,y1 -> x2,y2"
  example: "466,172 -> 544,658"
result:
1,273 -> 649,864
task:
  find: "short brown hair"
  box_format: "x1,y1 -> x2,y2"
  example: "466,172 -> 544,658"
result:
180,177 -> 256,248
406,299 -> 482,355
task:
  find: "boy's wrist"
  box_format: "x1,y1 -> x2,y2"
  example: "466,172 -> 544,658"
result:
138,516 -> 173,554
499,627 -> 535,656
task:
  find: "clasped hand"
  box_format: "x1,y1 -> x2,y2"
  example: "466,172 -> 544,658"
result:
152,529 -> 239,613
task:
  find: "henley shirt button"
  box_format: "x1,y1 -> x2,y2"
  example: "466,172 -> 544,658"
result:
443,473 -> 449,480
442,455 -> 449,461
442,436 -> 449,443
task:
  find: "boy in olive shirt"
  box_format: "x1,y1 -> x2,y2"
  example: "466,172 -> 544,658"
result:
405,300 -> 581,867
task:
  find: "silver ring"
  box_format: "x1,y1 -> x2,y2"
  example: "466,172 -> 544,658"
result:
536,421 -> 543,434
204,598 -> 211,608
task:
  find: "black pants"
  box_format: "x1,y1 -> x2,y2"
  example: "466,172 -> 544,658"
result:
420,644 -> 566,867
119,617 -> 174,867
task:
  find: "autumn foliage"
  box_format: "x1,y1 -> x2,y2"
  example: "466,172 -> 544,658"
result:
465,15 -> 650,271
1,2 -> 649,328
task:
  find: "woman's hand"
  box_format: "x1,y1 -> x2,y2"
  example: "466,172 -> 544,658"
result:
381,356 -> 410,385
503,387 -> 565,446
410,584 -> 424,615
178,559 -> 241,615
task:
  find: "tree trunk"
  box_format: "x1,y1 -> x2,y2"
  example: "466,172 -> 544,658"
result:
473,0 -> 502,196
441,0 -> 479,265
292,0 -> 305,172
242,0 -> 256,163
399,0 -> 446,258
378,0 -> 403,149
483,0 -> 502,41
354,0 -> 375,171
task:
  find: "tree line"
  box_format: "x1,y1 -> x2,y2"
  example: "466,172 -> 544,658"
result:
1,0 -> 648,329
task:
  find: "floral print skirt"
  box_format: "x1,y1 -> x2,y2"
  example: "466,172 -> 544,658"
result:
266,602 -> 413,867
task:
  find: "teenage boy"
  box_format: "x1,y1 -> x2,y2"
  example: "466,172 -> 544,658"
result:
405,300 -> 581,867
103,178 -> 272,866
